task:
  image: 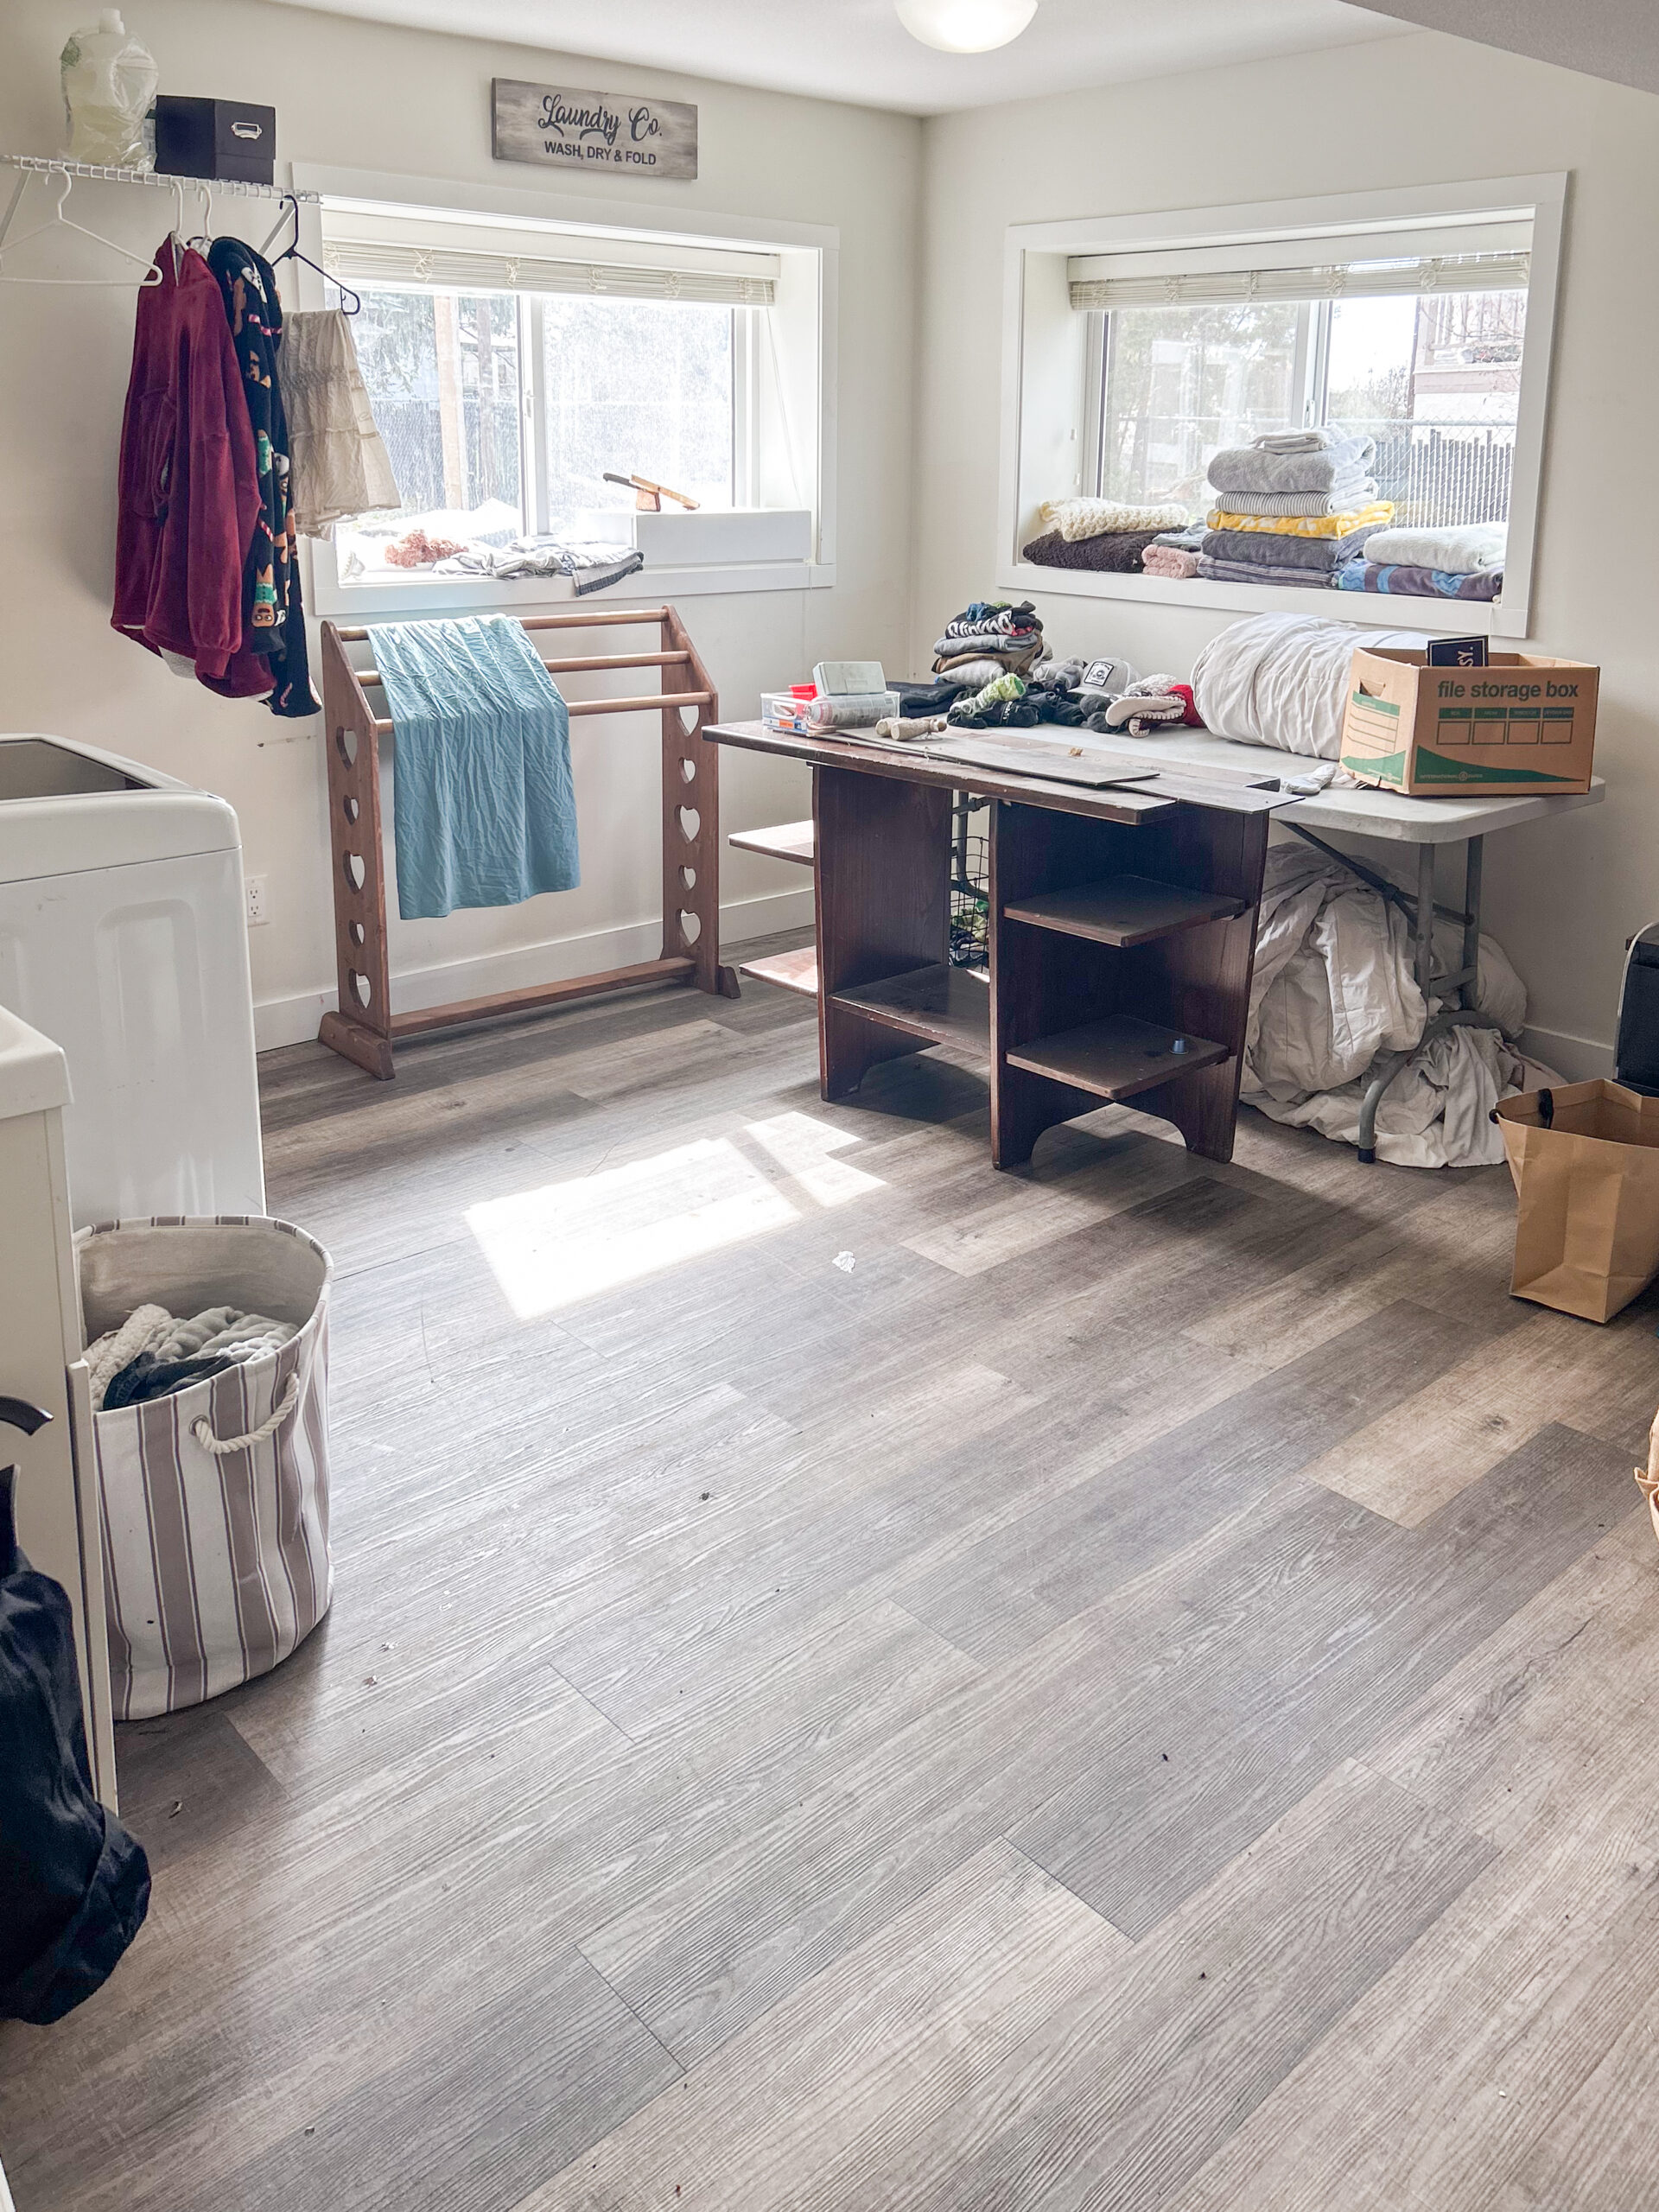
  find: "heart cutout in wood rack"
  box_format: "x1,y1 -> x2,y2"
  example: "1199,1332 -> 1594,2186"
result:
678,806 -> 701,842
679,910 -> 702,945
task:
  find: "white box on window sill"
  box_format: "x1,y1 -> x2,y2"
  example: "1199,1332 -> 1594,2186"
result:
627,507 -> 814,567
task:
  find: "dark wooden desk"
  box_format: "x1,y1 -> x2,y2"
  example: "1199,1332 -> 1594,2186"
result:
709,721 -> 1287,1166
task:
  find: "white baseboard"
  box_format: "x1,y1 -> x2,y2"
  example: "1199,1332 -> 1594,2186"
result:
1520,1024 -> 1614,1081
253,884 -> 816,1052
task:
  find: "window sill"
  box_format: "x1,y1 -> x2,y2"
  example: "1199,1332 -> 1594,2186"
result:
997,560 -> 1522,639
307,556 -> 834,622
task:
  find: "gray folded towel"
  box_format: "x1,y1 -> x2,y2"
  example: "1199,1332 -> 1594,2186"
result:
1201,523 -> 1385,574
1207,436 -> 1377,497
1196,555 -> 1340,589
1207,485 -> 1380,518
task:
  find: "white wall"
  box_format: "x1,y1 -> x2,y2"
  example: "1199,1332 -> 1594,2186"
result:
914,32 -> 1659,1066
0,0 -> 919,1046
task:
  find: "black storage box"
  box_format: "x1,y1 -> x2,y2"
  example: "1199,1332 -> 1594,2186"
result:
153,96 -> 276,186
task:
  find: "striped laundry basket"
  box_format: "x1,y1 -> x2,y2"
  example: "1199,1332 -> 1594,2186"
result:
78,1217 -> 334,1721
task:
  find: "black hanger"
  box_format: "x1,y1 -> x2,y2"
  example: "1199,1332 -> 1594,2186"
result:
265,194 -> 359,315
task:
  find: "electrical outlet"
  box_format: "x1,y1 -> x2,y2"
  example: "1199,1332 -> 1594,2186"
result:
245,874 -> 269,927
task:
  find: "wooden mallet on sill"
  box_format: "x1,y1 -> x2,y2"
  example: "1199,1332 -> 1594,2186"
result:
604,471 -> 700,512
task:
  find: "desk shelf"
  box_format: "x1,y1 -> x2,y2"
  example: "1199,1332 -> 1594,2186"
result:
830,963 -> 989,1049
740,944 -> 819,996
729,820 -> 816,867
1006,1015 -> 1229,1103
1003,874 -> 1243,949
805,754 -> 1265,1165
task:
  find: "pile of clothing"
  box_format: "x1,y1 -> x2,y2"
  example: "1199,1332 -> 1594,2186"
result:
86,1303 -> 299,1412
931,657 -> 1199,738
436,537 -> 645,596
1337,521 -> 1506,601
1020,497 -> 1192,575
113,238 -> 398,718
1199,430 -> 1390,590
931,600 -> 1048,688
1141,527 -> 1208,580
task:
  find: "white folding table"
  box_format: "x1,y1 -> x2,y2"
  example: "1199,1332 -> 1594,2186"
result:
1060,727 -> 1605,1160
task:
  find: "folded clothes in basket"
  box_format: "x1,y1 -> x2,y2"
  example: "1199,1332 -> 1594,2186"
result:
86,1301 -> 299,1410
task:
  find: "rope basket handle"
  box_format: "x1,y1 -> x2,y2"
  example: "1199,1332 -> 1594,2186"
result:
191,1376 -> 301,1457
1636,1407 -> 1659,1507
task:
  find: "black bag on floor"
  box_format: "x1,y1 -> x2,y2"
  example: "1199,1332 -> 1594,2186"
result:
0,1411 -> 149,2025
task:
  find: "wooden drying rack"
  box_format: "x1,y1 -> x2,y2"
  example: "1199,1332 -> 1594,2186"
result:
316,606 -> 739,1080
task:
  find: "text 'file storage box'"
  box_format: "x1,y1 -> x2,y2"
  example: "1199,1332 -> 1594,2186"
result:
1340,648 -> 1599,796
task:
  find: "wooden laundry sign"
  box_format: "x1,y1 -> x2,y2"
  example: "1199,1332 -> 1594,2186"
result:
492,78 -> 698,181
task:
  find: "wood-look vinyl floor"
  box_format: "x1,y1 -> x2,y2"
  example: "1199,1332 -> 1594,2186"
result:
4,929 -> 1658,2211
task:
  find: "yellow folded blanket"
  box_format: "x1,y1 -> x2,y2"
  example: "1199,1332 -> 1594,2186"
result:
1205,501 -> 1395,539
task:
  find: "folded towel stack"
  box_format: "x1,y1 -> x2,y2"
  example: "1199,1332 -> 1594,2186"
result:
1198,430 -> 1389,588
1141,526 -> 1207,581
1020,495 -> 1192,576
933,599 -> 1046,680
1335,521 -> 1506,601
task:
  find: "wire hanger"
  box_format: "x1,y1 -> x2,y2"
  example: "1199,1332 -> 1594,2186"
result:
0,167 -> 162,287
184,175 -> 215,250
259,191 -> 359,313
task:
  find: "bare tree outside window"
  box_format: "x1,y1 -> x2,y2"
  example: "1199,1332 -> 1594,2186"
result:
1096,287 -> 1526,529
334,286 -> 734,576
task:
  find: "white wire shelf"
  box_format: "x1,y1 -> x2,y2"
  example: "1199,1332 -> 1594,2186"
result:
0,154 -> 318,202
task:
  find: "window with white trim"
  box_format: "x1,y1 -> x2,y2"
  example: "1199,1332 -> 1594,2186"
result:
316,205 -> 806,586
1076,238 -> 1529,529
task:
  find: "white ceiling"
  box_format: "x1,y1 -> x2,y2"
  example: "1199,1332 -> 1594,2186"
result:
267,0 -> 1417,116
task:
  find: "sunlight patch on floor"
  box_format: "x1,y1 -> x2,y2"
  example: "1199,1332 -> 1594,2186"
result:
467,1115 -> 886,1317
743,1110 -> 886,1208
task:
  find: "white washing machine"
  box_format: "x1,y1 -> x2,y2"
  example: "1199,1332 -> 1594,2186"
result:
0,733 -> 265,1228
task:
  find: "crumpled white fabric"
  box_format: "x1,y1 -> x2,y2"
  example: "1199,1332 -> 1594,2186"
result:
1192,613 -> 1428,762
1241,842 -> 1556,1168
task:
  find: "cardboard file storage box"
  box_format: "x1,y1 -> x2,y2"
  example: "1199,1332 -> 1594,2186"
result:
1339,648 -> 1599,797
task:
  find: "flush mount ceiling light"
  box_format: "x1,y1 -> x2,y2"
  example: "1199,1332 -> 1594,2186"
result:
894,0 -> 1039,53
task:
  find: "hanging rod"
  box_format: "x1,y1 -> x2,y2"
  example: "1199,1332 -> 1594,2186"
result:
369,691 -> 712,736
331,608 -> 671,640
0,155 -> 319,202
353,648 -> 691,688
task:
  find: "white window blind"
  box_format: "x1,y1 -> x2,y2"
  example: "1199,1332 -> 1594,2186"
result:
1069,248 -> 1529,310
325,233 -> 779,306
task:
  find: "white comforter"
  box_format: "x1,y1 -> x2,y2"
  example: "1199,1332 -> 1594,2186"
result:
1192,613 -> 1427,761
1243,842 -> 1555,1168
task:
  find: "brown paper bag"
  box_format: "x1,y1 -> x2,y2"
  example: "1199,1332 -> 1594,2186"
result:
1495,1081 -> 1659,1322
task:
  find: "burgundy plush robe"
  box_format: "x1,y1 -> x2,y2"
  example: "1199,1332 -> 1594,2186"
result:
111,240 -> 269,694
